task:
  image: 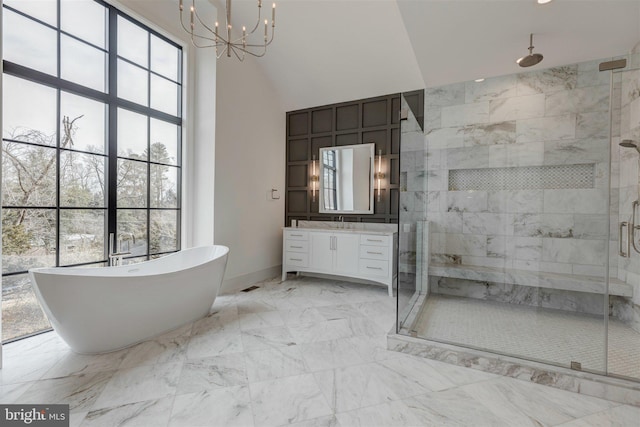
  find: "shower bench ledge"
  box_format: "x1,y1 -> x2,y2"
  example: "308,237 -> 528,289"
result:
429,263 -> 633,297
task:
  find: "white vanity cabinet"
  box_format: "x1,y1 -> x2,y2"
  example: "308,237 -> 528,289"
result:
282,227 -> 397,296
309,232 -> 360,276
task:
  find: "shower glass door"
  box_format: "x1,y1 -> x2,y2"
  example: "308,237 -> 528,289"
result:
397,90 -> 427,334
608,64 -> 640,381
398,59 -> 619,375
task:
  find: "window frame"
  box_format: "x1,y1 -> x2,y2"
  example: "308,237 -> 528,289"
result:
1,0 -> 184,341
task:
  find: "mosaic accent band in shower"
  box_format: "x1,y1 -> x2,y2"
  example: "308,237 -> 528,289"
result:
448,163 -> 595,191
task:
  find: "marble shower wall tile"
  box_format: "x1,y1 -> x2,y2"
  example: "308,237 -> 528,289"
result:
463,121 -> 516,146
427,212 -> 463,234
441,102 -> 490,127
543,137 -> 608,165
488,141 -> 544,167
576,60 -> 609,88
487,190 -> 544,213
545,85 -> 610,116
401,131 -> 426,151
489,93 -> 545,122
542,238 -> 606,266
516,114 -> 577,143
462,213 -> 512,236
425,106 -> 442,130
445,146 -> 490,169
465,75 -> 517,103
543,189 -> 608,214
516,65 -> 578,95
425,127 -> 465,149
425,83 -> 466,107
576,111 -> 610,139
512,213 -> 574,238
513,237 -> 543,262
414,56 -> 619,286
444,234 -> 487,257
573,214 -> 609,239
445,191 -> 488,213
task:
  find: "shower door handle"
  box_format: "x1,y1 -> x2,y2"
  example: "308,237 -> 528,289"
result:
620,221 -> 630,257
631,201 -> 640,254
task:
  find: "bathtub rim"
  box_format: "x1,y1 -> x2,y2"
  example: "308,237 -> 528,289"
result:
28,245 -> 229,278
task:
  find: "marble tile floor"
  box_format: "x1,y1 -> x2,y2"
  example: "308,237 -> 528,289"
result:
414,294 -> 640,379
1,276 -> 639,426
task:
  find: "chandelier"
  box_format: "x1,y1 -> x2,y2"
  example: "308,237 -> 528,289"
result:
179,0 -> 276,61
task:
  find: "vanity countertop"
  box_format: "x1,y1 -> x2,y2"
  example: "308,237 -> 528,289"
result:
283,221 -> 397,236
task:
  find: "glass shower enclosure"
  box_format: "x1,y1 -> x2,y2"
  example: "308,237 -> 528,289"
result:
397,54 -> 640,382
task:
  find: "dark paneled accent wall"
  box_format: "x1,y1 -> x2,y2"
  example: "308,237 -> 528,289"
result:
285,93 -> 401,226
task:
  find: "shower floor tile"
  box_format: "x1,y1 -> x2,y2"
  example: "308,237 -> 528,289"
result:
413,294 -> 640,378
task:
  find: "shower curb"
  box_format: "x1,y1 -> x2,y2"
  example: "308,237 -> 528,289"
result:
387,333 -> 640,407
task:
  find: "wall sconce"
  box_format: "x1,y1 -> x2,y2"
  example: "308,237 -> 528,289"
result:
375,149 -> 385,203
311,154 -> 319,202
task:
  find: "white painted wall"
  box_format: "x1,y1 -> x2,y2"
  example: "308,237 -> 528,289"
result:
214,54 -> 285,293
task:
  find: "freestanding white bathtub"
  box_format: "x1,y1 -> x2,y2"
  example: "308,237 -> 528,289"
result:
29,245 -> 229,354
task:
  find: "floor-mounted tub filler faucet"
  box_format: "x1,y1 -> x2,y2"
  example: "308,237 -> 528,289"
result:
108,232 -> 133,266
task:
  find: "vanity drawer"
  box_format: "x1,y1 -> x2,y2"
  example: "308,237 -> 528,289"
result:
285,240 -> 309,253
285,230 -> 308,241
360,234 -> 391,247
359,245 -> 389,260
359,259 -> 389,277
285,252 -> 308,267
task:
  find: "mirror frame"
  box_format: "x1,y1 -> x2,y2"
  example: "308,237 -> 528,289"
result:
318,143 -> 375,215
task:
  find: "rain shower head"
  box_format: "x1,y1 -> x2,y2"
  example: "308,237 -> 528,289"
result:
619,139 -> 640,153
517,33 -> 543,68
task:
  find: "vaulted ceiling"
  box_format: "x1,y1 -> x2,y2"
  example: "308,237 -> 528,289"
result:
222,0 -> 640,111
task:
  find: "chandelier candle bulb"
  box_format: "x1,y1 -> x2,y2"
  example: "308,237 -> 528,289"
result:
264,19 -> 268,40
190,6 -> 194,30
272,3 -> 276,26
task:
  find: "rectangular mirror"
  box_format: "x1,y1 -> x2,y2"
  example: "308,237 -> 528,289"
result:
319,143 -> 374,214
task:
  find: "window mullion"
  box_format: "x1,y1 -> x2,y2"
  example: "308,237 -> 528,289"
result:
55,0 -> 62,267
107,7 -> 118,258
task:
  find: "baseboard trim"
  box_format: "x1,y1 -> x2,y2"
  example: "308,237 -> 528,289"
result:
220,265 -> 282,295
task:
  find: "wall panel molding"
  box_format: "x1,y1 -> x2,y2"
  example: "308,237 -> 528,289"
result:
285,93 -> 401,225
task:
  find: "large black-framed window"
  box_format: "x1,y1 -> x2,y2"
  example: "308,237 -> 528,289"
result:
1,0 -> 183,342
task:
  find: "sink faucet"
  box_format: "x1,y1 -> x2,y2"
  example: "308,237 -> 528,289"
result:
338,215 -> 344,229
